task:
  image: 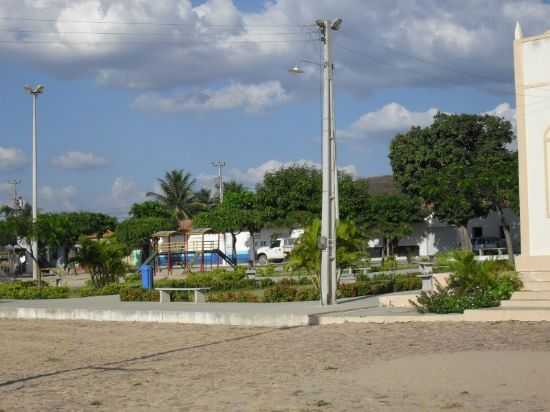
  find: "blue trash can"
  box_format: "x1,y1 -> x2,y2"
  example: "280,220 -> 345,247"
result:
139,264 -> 154,290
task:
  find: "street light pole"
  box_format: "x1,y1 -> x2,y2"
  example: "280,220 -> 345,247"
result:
24,84 -> 44,282
289,19 -> 341,305
212,161 -> 226,204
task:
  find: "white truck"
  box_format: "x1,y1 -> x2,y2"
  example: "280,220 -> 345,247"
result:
256,238 -> 296,265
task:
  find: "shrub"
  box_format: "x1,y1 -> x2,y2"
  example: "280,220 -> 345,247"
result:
73,237 -> 128,288
413,252 -> 522,314
119,287 -> 159,302
0,281 -> 69,299
263,284 -> 299,302
79,283 -> 123,297
207,291 -> 259,303
337,274 -> 421,298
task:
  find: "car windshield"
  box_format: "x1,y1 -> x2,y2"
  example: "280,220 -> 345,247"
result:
270,240 -> 281,248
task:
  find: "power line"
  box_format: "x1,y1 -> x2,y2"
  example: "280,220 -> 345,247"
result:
0,16 -> 315,28
0,38 -> 318,46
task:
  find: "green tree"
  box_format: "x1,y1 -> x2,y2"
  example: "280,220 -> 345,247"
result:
146,169 -> 202,220
129,201 -> 172,219
390,113 -> 514,251
193,190 -> 265,264
34,212 -> 117,264
223,180 -> 246,195
338,175 -> 370,222
287,219 -> 363,290
73,237 -> 128,288
256,165 -> 322,227
115,217 -> 175,263
476,151 -> 519,262
361,194 -> 424,257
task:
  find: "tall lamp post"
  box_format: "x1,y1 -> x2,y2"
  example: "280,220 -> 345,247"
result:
289,18 -> 342,305
24,84 -> 44,282
212,161 -> 226,204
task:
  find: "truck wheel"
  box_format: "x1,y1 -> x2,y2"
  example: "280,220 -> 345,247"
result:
257,254 -> 268,265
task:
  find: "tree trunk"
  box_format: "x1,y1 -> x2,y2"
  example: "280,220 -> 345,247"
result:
249,233 -> 256,268
458,225 -> 472,251
231,232 -> 237,265
497,207 -> 515,265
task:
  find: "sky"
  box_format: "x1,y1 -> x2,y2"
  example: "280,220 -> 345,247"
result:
0,0 -> 543,218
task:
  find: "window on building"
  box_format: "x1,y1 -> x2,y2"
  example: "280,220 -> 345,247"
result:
472,227 -> 483,238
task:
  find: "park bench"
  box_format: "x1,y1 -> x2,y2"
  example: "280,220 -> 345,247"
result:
155,287 -> 211,304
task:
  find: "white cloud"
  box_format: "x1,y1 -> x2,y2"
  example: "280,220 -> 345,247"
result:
484,102 -> 516,128
340,103 -> 438,140
133,81 -> 290,113
0,146 -> 27,171
51,151 -> 109,169
199,159 -> 358,188
111,177 -> 145,209
340,101 -> 517,141
39,185 -> 78,212
2,0 -> 547,98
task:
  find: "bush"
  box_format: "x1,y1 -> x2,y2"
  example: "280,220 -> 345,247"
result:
119,287 -> 159,302
0,281 -> 69,299
207,291 -> 259,303
337,274 -> 421,298
79,283 -> 124,297
413,252 -> 522,314
263,284 -> 320,302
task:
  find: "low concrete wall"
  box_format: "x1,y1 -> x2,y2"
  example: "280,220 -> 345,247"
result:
0,307 -> 312,328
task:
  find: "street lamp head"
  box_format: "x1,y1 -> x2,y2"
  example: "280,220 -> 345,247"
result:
331,18 -> 343,31
24,84 -> 45,95
288,65 -> 305,75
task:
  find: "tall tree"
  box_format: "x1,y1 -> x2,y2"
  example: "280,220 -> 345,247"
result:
476,151 -> 519,262
390,113 -> 514,251
146,169 -> 201,220
129,201 -> 172,220
115,216 -> 175,263
361,194 -> 425,257
256,165 -> 322,228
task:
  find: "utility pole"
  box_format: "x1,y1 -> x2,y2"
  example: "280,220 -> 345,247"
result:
212,161 -> 226,204
24,84 -> 44,282
7,179 -> 21,210
317,18 -> 342,306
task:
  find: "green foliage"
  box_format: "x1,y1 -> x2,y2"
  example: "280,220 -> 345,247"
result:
115,217 -> 175,252
360,194 -> 424,256
338,176 -> 371,223
78,283 -> 124,297
207,290 -> 260,303
0,281 -> 69,299
36,212 -> 116,249
338,274 -> 421,298
286,219 -> 363,289
73,238 -> 129,288
146,169 -> 202,219
263,284 -> 319,302
129,201 -> 173,219
256,165 -> 322,227
390,113 -> 516,249
414,252 -> 522,314
153,269 -> 274,291
119,287 -> 160,302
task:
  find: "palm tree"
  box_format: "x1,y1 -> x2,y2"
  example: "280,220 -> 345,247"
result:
146,170 -> 201,220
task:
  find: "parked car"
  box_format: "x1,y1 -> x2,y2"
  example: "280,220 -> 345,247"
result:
256,238 -> 296,265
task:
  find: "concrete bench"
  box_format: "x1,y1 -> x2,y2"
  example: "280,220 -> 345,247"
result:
155,287 -> 210,304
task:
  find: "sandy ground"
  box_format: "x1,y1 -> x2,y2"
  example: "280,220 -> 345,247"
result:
1,321 -> 550,412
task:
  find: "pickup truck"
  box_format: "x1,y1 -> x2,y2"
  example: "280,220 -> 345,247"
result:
256,238 -> 296,265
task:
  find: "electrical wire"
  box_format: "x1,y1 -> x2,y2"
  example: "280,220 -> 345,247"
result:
0,16 -> 315,28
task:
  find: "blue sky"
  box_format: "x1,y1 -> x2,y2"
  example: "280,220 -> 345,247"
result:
0,0 -> 542,217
